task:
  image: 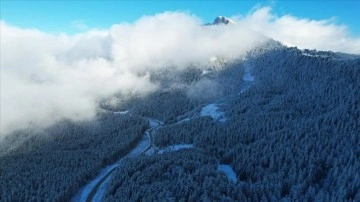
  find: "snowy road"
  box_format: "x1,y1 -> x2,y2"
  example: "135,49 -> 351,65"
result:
72,119 -> 161,202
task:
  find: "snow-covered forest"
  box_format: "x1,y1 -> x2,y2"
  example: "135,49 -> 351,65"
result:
0,115 -> 147,201
1,43 -> 359,201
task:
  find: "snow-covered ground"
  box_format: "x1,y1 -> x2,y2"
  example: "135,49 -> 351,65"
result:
236,65 -> 255,94
175,118 -> 191,124
200,104 -> 226,122
217,164 -> 237,183
243,67 -> 255,82
157,144 -> 194,154
301,53 -> 331,58
149,119 -> 163,128
91,173 -> 113,202
113,110 -> 129,115
145,147 -> 156,156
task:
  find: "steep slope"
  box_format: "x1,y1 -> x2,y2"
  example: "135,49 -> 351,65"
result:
105,46 -> 360,201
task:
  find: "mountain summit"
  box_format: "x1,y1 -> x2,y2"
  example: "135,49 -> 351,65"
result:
203,16 -> 236,26
213,16 -> 235,25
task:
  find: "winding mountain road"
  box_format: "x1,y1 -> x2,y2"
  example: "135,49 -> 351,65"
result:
72,119 -> 162,202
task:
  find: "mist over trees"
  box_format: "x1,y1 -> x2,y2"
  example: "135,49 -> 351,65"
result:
1,44 -> 359,201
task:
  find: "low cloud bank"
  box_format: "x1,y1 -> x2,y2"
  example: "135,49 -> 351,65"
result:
1,7 -> 359,136
236,7 -> 360,54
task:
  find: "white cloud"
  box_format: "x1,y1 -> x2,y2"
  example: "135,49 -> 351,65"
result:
1,8 -> 359,137
235,7 -> 360,54
0,12 -> 265,136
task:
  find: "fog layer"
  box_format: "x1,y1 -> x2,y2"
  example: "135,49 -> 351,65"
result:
1,8 -> 359,136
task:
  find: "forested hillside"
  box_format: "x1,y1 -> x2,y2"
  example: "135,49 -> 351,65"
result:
0,114 -> 147,201
1,44 -> 359,201
106,47 -> 360,201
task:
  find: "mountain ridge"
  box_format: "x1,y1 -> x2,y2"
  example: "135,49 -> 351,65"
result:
204,15 -> 236,26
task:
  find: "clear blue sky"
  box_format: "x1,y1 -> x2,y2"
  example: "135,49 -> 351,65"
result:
1,0 -> 359,36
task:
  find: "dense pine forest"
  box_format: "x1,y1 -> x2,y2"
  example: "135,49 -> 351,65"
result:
1,44 -> 359,201
0,115 -> 147,201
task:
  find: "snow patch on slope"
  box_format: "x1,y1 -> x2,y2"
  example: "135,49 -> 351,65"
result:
158,144 -> 194,154
301,53 -> 330,58
243,67 -> 254,82
217,164 -> 237,183
201,104 -> 226,122
176,118 -> 191,124
149,119 -> 163,128
113,110 -> 129,115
